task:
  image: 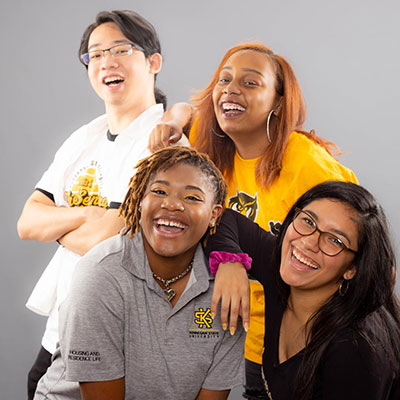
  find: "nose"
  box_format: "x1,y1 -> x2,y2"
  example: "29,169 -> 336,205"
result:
100,50 -> 119,69
161,196 -> 184,212
301,231 -> 320,253
223,79 -> 240,95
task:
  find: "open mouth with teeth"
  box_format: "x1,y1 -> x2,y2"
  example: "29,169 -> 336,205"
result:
103,76 -> 125,87
220,101 -> 246,117
154,218 -> 188,234
291,247 -> 319,270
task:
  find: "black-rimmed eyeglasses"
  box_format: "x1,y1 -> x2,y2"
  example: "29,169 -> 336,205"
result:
81,43 -> 145,65
292,208 -> 358,257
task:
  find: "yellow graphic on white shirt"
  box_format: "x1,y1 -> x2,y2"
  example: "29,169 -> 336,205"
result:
65,166 -> 108,208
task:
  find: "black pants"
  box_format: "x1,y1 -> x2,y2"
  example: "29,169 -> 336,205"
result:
243,359 -> 269,399
27,346 -> 52,400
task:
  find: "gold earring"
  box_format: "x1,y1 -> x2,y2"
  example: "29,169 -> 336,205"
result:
209,221 -> 216,236
338,279 -> 350,296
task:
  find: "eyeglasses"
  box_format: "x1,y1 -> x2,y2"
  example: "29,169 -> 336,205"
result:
81,43 -> 145,65
292,208 -> 358,257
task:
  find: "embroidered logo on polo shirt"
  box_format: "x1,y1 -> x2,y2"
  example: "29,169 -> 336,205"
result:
194,307 -> 213,328
65,161 -> 108,208
189,308 -> 219,339
228,190 -> 258,222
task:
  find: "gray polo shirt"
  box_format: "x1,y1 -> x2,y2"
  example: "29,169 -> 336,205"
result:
35,233 -> 245,400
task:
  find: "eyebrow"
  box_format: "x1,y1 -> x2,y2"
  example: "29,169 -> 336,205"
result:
150,181 -> 206,194
88,40 -> 131,51
304,209 -> 352,245
221,66 -> 264,77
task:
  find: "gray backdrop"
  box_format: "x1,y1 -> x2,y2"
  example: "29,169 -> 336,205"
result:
2,1 -> 399,398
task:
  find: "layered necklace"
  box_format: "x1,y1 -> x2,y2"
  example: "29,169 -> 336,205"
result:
152,258 -> 194,302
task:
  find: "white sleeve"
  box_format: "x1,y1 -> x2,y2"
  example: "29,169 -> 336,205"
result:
35,126 -> 86,204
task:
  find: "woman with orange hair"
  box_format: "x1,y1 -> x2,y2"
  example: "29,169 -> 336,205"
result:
149,43 -> 358,398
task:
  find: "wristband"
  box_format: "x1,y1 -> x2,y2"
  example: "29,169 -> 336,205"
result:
209,251 -> 252,275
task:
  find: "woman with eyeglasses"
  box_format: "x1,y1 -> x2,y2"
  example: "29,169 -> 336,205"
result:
207,181 -> 400,399
148,43 -> 358,397
17,10 -> 187,399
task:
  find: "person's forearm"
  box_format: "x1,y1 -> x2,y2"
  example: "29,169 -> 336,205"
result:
206,209 -> 276,281
162,102 -> 193,132
148,102 -> 193,152
196,388 -> 229,399
80,378 -> 124,400
17,192 -> 87,242
59,209 -> 124,255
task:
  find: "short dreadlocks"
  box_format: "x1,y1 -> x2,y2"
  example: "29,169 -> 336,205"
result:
120,146 -> 227,237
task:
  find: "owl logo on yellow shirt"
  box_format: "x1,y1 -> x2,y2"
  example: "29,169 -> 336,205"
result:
228,190 -> 258,222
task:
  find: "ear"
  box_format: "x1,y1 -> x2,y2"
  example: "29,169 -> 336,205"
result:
209,205 -> 223,227
148,53 -> 162,74
273,96 -> 283,115
343,265 -> 356,280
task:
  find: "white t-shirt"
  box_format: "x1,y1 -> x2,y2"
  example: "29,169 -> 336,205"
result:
26,104 -> 189,353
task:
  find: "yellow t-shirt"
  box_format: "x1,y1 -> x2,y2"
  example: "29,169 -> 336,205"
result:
191,128 -> 359,364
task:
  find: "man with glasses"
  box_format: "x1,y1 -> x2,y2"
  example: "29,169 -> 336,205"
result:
17,10 -> 187,399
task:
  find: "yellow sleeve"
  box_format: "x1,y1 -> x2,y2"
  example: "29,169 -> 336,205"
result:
281,133 -> 359,210
188,117 -> 199,145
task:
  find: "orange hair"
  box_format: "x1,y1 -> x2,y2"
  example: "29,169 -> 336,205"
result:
191,43 -> 339,188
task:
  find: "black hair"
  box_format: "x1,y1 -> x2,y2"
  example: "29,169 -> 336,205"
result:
78,10 -> 167,109
275,181 -> 400,399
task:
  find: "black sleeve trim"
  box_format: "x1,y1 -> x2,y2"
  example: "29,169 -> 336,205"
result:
108,202 -> 122,210
35,188 -> 55,203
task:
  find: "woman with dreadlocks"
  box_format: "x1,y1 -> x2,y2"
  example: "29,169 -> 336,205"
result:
34,147 -> 245,400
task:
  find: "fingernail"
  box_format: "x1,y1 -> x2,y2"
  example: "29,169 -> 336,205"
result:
244,323 -> 249,332
230,326 -> 236,336
210,312 -> 215,319
222,323 -> 227,331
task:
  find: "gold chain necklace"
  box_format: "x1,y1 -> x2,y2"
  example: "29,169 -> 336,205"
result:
152,259 -> 194,302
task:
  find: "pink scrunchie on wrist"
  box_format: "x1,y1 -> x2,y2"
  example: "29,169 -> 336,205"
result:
209,251 -> 252,275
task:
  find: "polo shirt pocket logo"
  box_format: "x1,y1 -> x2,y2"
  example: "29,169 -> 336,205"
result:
189,308 -> 219,339
194,307 -> 213,328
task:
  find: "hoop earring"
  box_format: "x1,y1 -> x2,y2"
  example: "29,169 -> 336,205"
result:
212,128 -> 225,138
338,279 -> 350,296
266,110 -> 274,143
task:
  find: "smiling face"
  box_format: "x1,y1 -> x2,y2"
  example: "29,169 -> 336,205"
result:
140,163 -> 222,262
280,199 -> 358,298
87,22 -> 161,111
212,49 -> 279,146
